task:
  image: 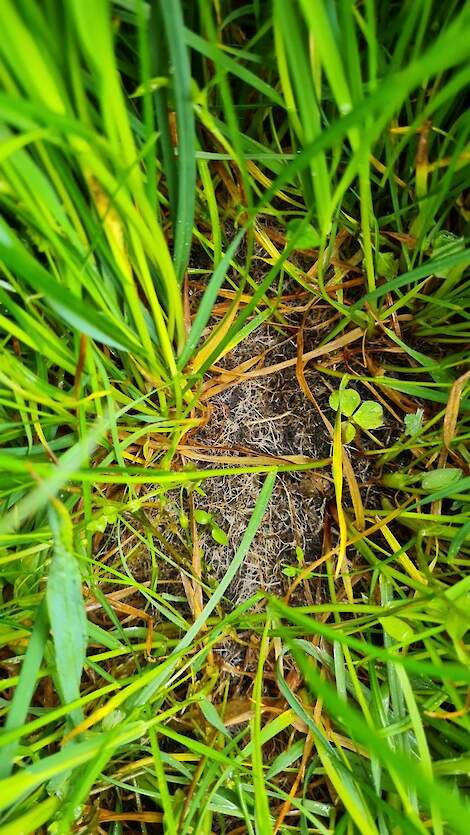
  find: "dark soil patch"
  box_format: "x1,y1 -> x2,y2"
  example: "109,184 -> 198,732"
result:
188,323 -> 377,605
99,308 -> 395,617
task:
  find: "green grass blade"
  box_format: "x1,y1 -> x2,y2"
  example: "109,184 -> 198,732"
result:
289,641 -> 470,834
0,601 -> 48,779
0,796 -> 59,835
185,29 -> 285,109
46,501 -> 87,727
162,2 -> 196,282
251,620 -> 273,834
177,229 -> 244,369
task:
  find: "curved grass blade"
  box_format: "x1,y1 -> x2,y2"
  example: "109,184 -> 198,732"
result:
184,29 -> 285,109
0,796 -> 59,835
288,641 -> 470,835
0,219 -> 141,353
0,601 -> 49,779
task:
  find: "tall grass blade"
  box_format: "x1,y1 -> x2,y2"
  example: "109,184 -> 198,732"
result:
46,502 -> 87,727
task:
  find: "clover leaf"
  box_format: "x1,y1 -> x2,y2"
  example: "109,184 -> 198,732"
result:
329,388 -> 360,417
341,421 -> 356,443
353,401 -> 384,430
329,386 -> 384,441
404,409 -> 424,436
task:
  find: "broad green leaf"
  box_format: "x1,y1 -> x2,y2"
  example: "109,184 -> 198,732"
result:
376,251 -> 398,279
410,475 -> 470,511
211,525 -> 228,546
194,509 -> 211,525
404,409 -> 424,436
329,388 -> 360,417
353,401 -> 384,430
421,468 -> 463,492
199,697 -> 230,738
46,502 -> 87,727
286,219 -> 321,250
342,421 -> 356,443
379,616 -> 414,643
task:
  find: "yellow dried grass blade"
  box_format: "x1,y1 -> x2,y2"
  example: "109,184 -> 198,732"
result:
332,411 -> 350,596
380,522 -> 427,585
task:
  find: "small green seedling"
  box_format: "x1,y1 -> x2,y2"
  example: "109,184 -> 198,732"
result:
329,386 -> 384,443
404,408 -> 424,436
382,466 -> 463,493
376,250 -> 399,280
194,508 -> 228,546
286,218 -> 321,250
282,545 -> 305,578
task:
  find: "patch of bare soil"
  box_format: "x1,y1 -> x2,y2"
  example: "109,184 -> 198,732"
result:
190,326 -> 336,605
115,309 -> 387,614
96,318 -> 391,635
